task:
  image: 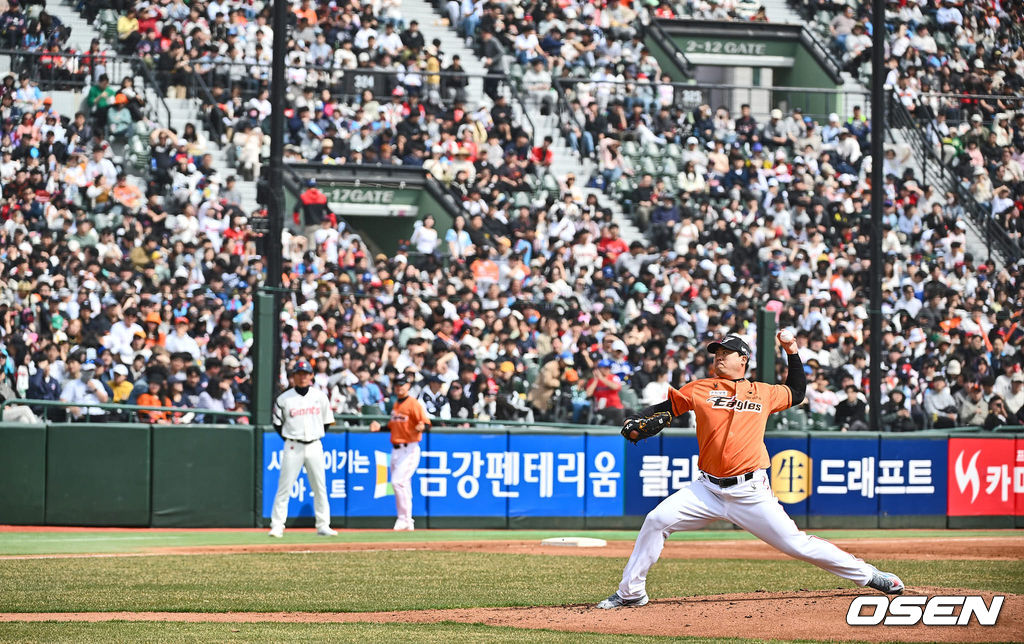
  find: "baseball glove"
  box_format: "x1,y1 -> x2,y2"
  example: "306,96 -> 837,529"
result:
621,411 -> 672,445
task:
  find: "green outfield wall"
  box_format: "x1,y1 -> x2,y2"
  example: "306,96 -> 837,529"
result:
0,422 -> 1021,529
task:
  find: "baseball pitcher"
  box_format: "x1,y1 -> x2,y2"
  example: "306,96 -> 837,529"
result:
269,360 -> 337,538
597,333 -> 904,609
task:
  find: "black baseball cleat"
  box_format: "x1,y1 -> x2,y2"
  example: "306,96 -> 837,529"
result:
596,592 -> 649,609
867,568 -> 905,595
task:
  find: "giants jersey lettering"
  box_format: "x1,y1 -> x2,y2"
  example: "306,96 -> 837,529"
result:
273,387 -> 334,442
388,396 -> 430,445
668,378 -> 792,478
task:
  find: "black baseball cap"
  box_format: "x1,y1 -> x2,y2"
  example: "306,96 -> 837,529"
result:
291,360 -> 314,374
707,334 -> 751,357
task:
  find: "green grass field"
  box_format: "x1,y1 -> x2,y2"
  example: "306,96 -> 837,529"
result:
3,552 -> 1021,613
0,622 -> 762,644
0,529 -> 1020,643
0,528 -> 1009,555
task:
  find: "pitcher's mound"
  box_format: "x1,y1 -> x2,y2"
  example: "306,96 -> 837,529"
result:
9,586 -> 1016,642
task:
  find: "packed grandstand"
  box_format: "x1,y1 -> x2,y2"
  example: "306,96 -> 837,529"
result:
0,0 -> 1020,432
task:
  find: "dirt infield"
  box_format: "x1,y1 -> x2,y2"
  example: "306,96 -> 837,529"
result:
2,534 -> 1020,640
0,587 -> 1017,642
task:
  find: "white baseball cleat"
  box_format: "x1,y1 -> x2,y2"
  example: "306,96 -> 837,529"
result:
867,568 -> 905,595
596,592 -> 649,609
268,528 -> 284,538
316,527 -> 338,536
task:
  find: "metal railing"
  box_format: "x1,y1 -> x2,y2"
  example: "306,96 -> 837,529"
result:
0,398 -> 248,422
552,77 -> 866,122
911,92 -> 1024,127
172,59 -> 522,108
888,90 -> 1021,264
646,20 -> 694,79
332,413 -> 615,432
0,48 -> 171,127
6,397 -> 1019,434
797,24 -> 846,83
175,62 -> 542,141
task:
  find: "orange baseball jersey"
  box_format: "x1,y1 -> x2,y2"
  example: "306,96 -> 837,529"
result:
668,378 -> 793,477
387,396 -> 431,445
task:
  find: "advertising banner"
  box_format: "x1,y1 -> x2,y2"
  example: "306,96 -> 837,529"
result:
765,435 -> 811,519
262,432 -> 352,520
261,431 -> 958,522
264,431 -> 628,519
877,438 -> 946,517
1018,438 -> 1024,518
947,438 -> 1018,516
807,436 -> 880,517
584,434 -> 626,517
623,434 -> 665,517
420,432 -> 509,517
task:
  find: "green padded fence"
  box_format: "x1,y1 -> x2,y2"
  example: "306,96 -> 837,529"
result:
0,423 -> 46,525
151,424 -> 255,527
45,423 -> 152,526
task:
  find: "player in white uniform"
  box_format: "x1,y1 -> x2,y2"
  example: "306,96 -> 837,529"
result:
269,360 -> 338,538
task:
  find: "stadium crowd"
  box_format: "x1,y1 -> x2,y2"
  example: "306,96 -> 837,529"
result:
798,0 -> 1024,243
0,0 -> 1021,432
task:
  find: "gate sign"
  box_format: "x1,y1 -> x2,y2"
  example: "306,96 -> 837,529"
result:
947,438 -> 1022,516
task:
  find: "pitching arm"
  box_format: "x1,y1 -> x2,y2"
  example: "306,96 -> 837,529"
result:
784,352 -> 806,406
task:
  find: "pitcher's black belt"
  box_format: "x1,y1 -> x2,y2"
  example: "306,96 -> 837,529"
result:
704,471 -> 755,488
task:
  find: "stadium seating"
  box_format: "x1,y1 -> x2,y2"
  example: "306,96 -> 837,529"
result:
0,0 -> 1020,431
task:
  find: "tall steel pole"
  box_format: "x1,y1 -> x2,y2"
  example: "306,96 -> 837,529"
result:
868,0 -> 885,430
251,0 -> 290,517
268,2 -> 287,291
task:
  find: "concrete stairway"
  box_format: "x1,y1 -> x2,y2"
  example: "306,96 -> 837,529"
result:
49,0 -> 260,214
887,127 -> 994,266
531,113 -> 645,245
43,1 -> 98,52
759,0 -> 804,23
162,96 -> 260,212
395,0 -> 487,107
396,0 -> 647,243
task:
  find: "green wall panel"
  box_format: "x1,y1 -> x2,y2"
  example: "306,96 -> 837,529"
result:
151,425 -> 255,527
45,423 -> 151,526
0,424 -> 46,524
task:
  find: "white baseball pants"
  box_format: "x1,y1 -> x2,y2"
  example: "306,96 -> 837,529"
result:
270,438 -> 331,532
391,442 -> 421,530
618,469 -> 875,600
